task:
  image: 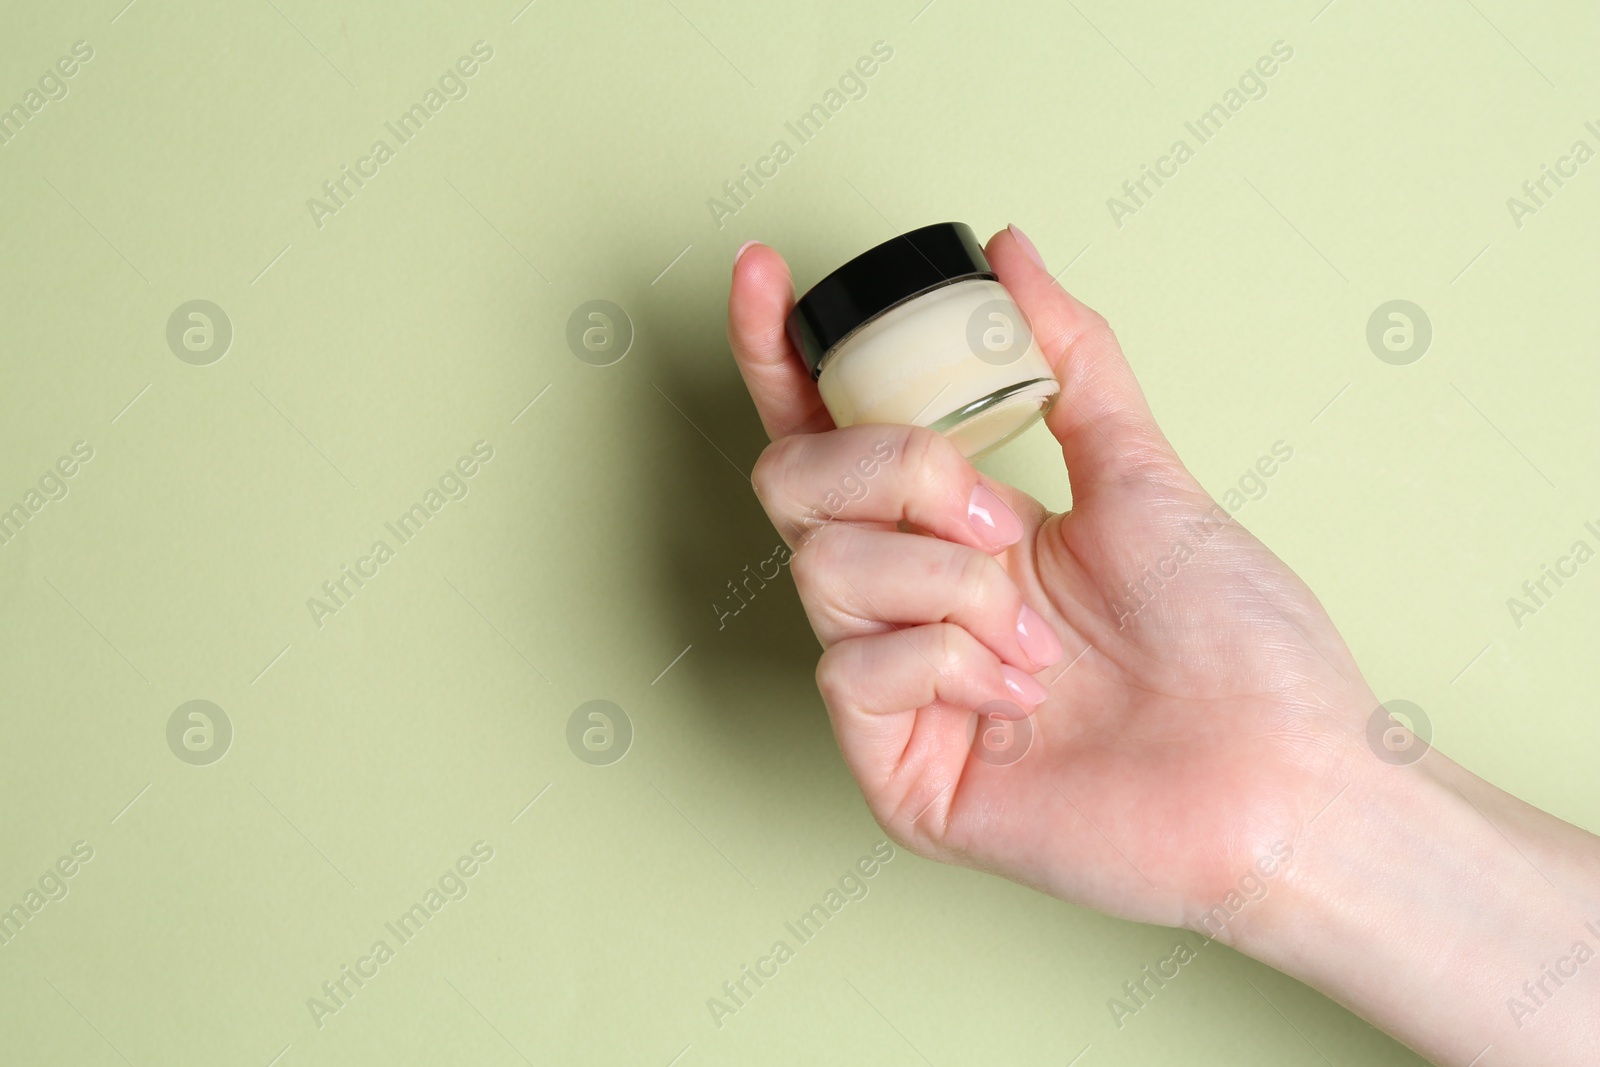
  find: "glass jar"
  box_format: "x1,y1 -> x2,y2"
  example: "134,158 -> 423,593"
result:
785,222 -> 1059,458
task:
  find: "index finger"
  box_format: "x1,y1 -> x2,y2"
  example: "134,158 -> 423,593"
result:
727,241 -> 835,440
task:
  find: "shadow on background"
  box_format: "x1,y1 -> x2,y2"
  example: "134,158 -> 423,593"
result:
628,263 -> 855,808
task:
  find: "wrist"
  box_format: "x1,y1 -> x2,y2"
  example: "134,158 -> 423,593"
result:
1236,748 -> 1600,1064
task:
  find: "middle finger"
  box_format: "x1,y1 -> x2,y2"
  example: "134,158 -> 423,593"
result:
792,524 -> 1065,674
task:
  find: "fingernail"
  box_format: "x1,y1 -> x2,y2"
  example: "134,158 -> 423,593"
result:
1001,665 -> 1050,707
1008,224 -> 1046,271
1016,604 -> 1063,667
968,484 -> 1024,547
735,240 -> 762,266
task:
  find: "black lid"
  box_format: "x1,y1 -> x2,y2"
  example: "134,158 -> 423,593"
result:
785,222 -> 994,378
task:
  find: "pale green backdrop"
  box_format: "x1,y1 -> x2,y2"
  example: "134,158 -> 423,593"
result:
1,0 -> 1595,1064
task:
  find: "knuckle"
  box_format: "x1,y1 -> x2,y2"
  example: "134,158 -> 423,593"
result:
867,803 -> 922,854
788,521 -> 847,593
930,622 -> 971,677
897,423 -> 964,502
1049,313 -> 1114,361
814,644 -> 854,709
751,435 -> 800,508
947,547 -> 1005,617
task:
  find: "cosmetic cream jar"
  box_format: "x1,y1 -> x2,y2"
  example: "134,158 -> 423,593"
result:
786,223 -> 1059,459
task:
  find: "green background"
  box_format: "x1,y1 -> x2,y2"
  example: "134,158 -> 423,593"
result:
1,0 -> 1595,1063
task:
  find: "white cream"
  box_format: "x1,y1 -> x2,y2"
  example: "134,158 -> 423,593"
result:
815,278 -> 1057,458
787,223 -> 1059,460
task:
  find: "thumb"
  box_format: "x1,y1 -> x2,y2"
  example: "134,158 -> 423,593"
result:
984,225 -> 1194,504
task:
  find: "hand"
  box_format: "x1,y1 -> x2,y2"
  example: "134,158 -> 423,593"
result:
728,226 -> 1375,933
728,226 -> 1600,1065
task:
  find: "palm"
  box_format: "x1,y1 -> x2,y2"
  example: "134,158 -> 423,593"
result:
904,477 -> 1374,927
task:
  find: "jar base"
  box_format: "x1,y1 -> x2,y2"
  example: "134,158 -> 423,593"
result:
930,377 -> 1059,459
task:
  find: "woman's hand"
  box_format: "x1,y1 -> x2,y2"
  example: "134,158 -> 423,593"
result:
727,227 -> 1600,1066
728,226 -> 1376,933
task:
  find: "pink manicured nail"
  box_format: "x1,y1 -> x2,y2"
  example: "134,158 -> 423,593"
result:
1008,224 -> 1046,271
735,240 -> 762,265
968,484 -> 1023,547
1001,665 -> 1050,707
1016,605 -> 1063,667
